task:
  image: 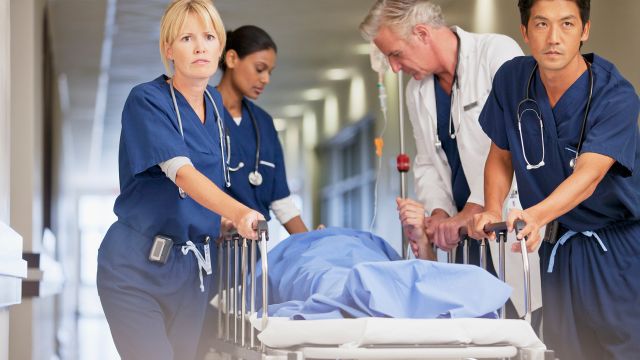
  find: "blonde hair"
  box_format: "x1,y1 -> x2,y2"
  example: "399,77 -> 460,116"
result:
360,0 -> 446,41
159,0 -> 226,75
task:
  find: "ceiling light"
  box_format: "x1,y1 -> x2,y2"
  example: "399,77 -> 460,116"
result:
282,105 -> 305,117
302,88 -> 326,101
354,43 -> 371,55
325,68 -> 352,81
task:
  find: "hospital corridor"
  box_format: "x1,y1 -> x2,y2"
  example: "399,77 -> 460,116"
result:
0,0 -> 639,359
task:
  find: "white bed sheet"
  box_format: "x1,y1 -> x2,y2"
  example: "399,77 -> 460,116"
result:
252,317 -> 545,354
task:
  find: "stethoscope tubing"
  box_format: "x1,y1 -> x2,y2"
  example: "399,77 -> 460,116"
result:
517,57 -> 593,171
169,79 -> 231,199
434,32 -> 462,148
226,99 -> 264,186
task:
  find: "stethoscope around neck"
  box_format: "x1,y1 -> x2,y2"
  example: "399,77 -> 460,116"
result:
516,56 -> 593,171
434,32 -> 462,148
225,99 -> 264,187
169,78 -> 231,199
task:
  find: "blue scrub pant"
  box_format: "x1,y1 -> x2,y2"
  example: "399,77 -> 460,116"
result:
97,221 -> 218,360
539,221 -> 640,360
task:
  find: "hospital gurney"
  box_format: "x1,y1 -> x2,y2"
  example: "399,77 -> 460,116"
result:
207,222 -> 552,360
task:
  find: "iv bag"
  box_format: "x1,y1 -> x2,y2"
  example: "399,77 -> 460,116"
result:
369,43 -> 389,75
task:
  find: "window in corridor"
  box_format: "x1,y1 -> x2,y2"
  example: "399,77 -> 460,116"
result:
77,194 -> 118,360
319,117 -> 376,230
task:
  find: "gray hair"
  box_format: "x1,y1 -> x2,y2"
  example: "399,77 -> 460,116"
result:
360,0 -> 446,41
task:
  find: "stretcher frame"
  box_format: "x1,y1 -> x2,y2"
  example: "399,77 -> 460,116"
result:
207,222 -> 551,360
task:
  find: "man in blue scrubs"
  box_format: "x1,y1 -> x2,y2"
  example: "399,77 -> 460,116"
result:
470,0 -> 640,358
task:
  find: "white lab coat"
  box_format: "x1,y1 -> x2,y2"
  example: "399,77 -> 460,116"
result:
406,27 -> 541,316
407,26 -> 522,215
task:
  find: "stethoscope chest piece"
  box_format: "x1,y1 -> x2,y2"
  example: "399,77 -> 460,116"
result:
569,157 -> 577,169
248,171 -> 263,186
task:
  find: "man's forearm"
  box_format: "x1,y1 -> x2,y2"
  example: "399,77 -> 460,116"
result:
459,202 -> 484,217
527,152 -> 614,225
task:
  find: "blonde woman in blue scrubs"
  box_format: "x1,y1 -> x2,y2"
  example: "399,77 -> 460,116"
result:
96,1 -> 264,359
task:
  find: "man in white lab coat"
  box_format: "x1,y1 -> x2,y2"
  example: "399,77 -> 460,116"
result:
360,0 -> 541,320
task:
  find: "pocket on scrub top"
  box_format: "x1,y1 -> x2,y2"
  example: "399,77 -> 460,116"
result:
257,160 -> 276,202
561,144 -> 578,169
563,145 -> 578,156
259,160 -> 276,169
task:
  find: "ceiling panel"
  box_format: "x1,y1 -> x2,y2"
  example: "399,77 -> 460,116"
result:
51,0 -> 452,188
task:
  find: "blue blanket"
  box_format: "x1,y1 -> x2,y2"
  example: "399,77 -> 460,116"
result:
254,227 -> 511,320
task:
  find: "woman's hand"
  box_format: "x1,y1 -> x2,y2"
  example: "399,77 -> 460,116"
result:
220,217 -> 234,233
234,209 -> 265,240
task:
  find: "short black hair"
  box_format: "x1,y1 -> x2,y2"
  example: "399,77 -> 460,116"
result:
518,0 -> 590,27
219,25 -> 277,71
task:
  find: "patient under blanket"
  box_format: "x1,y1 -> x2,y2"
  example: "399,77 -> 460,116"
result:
255,227 -> 511,320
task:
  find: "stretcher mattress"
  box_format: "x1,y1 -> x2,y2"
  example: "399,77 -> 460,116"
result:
253,317 -> 544,351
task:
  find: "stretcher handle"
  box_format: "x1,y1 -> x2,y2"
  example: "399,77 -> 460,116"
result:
458,226 -> 469,239
218,220 -> 269,242
482,220 -> 525,235
457,222 -> 510,240
256,220 -> 269,241
514,220 -> 532,323
483,221 -> 507,234
471,221 -> 532,322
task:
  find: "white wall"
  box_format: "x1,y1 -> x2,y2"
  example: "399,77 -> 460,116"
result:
0,0 -> 9,222
587,0 -> 640,90
10,0 -> 44,254
0,0 -> 11,359
443,0 -> 639,89
9,1 -> 57,360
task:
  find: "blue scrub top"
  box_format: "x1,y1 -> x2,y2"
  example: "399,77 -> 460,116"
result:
480,54 -> 640,232
113,75 -> 225,242
223,99 -> 291,220
434,75 -> 471,212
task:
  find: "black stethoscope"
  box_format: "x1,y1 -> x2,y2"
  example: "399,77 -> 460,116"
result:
169,79 -> 231,199
516,57 -> 593,170
226,99 -> 263,186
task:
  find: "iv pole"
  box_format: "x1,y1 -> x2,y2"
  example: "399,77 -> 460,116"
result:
396,72 -> 431,260
396,71 -> 411,259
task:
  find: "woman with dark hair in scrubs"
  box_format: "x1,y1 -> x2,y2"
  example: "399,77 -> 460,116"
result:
96,1 -> 264,359
217,25 -> 309,234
